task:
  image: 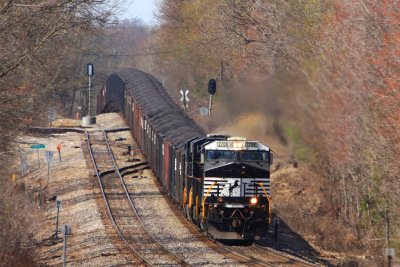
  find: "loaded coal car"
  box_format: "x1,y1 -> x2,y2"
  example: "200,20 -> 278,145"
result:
97,68 -> 273,241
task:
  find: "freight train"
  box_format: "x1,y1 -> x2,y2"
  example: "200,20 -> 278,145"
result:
97,68 -> 273,241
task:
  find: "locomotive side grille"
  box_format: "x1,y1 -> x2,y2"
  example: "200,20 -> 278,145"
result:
244,179 -> 270,196
203,177 -> 228,195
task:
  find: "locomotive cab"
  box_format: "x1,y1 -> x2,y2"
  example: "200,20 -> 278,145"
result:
185,136 -> 273,241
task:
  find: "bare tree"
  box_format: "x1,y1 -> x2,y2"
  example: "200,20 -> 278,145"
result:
153,0 -> 400,262
0,0 -> 125,149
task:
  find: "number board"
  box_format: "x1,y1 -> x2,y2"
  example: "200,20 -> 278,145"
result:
246,142 -> 259,148
217,142 -> 230,147
216,141 -> 259,148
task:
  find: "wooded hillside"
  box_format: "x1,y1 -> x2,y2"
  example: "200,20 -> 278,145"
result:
0,1 -> 148,265
1,0 -> 399,265
138,1 -> 399,265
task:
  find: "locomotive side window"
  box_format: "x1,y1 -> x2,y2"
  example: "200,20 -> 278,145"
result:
240,151 -> 269,161
206,150 -> 236,161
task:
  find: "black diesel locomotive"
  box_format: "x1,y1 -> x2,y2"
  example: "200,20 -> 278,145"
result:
97,68 -> 273,241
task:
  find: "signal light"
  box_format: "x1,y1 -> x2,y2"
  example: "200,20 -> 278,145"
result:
208,79 -> 217,95
250,197 -> 258,205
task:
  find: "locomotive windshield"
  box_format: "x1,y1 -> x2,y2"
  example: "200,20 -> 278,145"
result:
206,150 -> 269,162
240,151 -> 269,161
206,150 -> 236,160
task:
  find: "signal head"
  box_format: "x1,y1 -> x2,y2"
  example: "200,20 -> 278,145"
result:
208,79 -> 217,95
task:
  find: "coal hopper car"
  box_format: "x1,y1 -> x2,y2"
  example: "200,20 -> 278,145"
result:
97,68 -> 273,241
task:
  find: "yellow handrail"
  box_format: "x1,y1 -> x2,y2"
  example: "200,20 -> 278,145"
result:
183,187 -> 187,204
201,182 -> 217,223
195,195 -> 199,221
188,187 -> 193,207
258,182 -> 272,224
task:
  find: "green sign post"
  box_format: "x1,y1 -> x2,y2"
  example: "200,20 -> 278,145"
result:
30,144 -> 46,168
30,144 -> 46,207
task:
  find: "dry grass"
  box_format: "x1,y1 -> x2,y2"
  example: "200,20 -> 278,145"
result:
270,165 -> 384,265
0,179 -> 40,266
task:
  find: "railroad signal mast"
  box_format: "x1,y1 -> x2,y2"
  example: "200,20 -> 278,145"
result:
87,63 -> 94,116
82,63 -> 96,125
208,79 -> 216,116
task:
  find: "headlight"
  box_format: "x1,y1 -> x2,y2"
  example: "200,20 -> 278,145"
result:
218,197 -> 224,203
250,197 -> 258,205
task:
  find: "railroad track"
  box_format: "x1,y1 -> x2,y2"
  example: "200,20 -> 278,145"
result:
117,158 -> 283,267
251,243 -> 318,266
219,241 -> 318,267
85,129 -> 190,266
121,173 -> 270,267
86,128 -> 317,266
106,130 -> 280,267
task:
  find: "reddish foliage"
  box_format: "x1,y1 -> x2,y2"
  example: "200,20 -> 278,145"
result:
368,0 -> 400,150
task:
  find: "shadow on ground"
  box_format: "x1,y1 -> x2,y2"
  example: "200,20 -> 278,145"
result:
255,218 -> 334,266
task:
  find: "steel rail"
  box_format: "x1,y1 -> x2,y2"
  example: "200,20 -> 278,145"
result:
88,128 -> 309,266
101,129 -> 190,266
214,241 -> 278,267
86,130 -> 190,266
86,130 -> 151,266
252,243 -> 318,267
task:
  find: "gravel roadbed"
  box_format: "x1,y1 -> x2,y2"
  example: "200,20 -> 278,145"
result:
20,114 -> 144,266
108,131 -> 250,267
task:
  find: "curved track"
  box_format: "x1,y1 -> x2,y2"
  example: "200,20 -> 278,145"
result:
86,127 -> 317,266
252,243 -> 317,266
120,170 -> 272,267
86,129 -> 190,266
220,242 -> 318,267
